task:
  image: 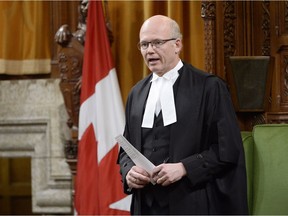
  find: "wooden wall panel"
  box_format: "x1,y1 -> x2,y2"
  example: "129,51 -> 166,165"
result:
202,0 -> 288,130
280,50 -> 288,110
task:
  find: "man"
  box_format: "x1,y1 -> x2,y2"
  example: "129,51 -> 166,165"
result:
118,15 -> 248,215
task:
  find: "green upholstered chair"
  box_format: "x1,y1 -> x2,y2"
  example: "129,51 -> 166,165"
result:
252,124 -> 288,215
241,131 -> 254,214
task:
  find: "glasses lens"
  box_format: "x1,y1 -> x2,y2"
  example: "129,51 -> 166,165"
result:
142,42 -> 148,50
138,42 -> 148,50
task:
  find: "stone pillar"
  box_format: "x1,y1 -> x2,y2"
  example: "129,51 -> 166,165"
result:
0,79 -> 72,214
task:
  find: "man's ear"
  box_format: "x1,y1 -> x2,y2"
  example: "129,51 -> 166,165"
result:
175,39 -> 183,54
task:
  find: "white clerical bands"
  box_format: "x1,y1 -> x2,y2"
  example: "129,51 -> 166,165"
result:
141,61 -> 183,128
141,75 -> 177,128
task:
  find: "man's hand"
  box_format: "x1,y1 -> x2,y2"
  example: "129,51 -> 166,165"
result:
126,166 -> 151,189
152,162 -> 187,186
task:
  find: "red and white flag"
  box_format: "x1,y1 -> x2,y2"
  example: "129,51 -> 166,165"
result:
74,1 -> 131,215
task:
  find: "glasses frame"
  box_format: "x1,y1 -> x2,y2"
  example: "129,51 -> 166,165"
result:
137,38 -> 177,50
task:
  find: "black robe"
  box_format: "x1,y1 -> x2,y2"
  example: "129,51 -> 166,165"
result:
118,62 -> 248,215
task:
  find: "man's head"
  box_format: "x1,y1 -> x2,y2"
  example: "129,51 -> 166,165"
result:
138,15 -> 183,76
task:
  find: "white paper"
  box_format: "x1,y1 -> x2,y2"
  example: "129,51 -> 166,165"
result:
115,134 -> 156,184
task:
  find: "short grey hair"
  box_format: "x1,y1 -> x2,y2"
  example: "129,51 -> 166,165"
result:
170,19 -> 182,40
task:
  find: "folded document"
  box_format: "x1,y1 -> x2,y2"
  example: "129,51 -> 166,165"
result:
115,134 -> 156,184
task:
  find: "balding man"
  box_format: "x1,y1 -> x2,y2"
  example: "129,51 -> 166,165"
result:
118,15 -> 248,215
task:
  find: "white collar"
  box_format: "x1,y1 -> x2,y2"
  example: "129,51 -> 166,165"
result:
151,60 -> 183,83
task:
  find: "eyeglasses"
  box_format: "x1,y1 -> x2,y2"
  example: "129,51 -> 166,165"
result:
137,38 -> 177,50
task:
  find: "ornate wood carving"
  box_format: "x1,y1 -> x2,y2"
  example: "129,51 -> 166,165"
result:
252,113 -> 266,126
58,39 -> 83,129
54,1 -> 87,182
58,36 -> 83,163
237,112 -> 266,131
64,140 -> 78,175
282,53 -> 288,105
262,1 -> 271,56
201,1 -> 216,74
50,1 -> 79,77
284,1 -> 288,32
265,112 -> 288,123
201,0 -> 288,129
223,1 -> 236,58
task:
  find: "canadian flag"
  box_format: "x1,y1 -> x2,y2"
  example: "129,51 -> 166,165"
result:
74,1 -> 131,215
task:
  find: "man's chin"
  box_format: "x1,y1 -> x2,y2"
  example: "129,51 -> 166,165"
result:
148,65 -> 160,73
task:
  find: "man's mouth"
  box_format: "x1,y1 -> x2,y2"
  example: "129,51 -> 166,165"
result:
148,58 -> 160,64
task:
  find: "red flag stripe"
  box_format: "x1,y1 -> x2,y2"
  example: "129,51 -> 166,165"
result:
80,0 -> 114,103
74,125 -> 99,214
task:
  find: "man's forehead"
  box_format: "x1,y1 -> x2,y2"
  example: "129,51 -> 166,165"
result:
140,24 -> 170,40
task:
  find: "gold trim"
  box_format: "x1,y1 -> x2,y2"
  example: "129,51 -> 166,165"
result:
0,59 -> 51,75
